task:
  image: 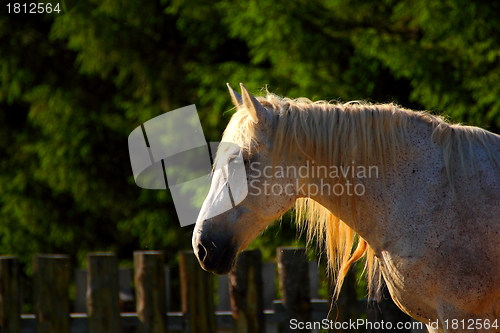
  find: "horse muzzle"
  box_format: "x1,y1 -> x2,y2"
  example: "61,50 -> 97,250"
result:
192,230 -> 238,275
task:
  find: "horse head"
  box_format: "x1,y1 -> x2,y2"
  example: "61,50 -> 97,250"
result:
192,84 -> 299,274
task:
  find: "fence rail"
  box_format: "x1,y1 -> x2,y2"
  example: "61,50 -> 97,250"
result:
0,248 -> 423,333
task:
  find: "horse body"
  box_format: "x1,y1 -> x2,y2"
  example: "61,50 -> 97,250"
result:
192,83 -> 500,332
310,115 -> 500,326
355,124 -> 500,326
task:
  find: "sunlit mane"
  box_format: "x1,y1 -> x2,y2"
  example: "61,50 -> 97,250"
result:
220,92 -> 500,300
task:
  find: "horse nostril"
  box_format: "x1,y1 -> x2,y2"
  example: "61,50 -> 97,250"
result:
197,243 -> 207,262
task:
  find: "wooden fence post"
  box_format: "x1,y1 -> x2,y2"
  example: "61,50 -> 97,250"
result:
33,255 -> 70,333
87,252 -> 121,333
0,256 -> 21,333
179,250 -> 216,333
229,249 -> 265,333
277,247 -> 311,333
134,251 -> 167,333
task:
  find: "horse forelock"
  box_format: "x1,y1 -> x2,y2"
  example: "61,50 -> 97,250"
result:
220,91 -> 500,300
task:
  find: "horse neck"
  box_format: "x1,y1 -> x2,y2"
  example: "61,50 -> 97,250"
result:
297,113 -> 437,248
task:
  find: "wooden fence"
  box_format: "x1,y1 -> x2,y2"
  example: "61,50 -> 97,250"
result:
0,247 -> 425,333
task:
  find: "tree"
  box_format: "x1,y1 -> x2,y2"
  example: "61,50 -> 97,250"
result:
0,0 -> 498,268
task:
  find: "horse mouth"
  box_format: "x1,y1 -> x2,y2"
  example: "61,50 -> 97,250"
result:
213,249 -> 237,274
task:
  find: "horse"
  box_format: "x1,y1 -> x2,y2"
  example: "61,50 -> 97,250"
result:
192,83 -> 500,332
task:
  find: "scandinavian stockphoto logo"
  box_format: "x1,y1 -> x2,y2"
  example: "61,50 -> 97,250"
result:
127,105 -> 248,227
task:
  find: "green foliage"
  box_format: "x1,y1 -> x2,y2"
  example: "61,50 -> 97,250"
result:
0,0 -> 499,271
343,0 -> 500,127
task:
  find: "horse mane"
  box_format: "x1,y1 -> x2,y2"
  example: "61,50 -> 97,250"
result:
221,92 -> 500,301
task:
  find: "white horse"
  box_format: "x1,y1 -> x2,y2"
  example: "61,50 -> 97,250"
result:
192,83 -> 500,332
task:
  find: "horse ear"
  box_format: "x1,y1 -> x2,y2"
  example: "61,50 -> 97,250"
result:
227,83 -> 243,106
239,83 -> 270,124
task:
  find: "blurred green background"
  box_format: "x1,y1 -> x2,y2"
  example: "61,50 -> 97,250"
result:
1,0 -> 499,274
